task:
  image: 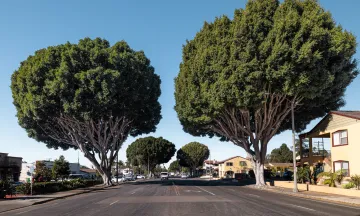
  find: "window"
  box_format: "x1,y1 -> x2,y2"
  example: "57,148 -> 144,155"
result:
226,162 -> 233,166
240,161 -> 247,166
333,161 -> 349,177
332,130 -> 348,146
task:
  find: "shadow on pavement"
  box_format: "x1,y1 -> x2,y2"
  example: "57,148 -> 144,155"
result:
126,179 -> 256,187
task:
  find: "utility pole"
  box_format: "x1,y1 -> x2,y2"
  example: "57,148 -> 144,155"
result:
147,154 -> 150,179
116,154 -> 119,184
292,101 -> 298,193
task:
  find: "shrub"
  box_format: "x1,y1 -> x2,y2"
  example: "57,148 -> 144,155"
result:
0,180 -> 15,198
343,182 -> 355,189
15,180 -> 102,195
350,175 -> 360,190
16,183 -> 31,195
317,170 -> 345,187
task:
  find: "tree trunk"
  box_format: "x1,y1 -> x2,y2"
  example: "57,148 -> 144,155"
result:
101,171 -> 112,186
252,159 -> 265,187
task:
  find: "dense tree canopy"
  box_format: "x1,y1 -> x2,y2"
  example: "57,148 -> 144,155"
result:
168,160 -> 181,173
175,0 -> 357,137
11,38 -> 161,185
52,155 -> 71,180
174,0 -> 357,186
126,137 -> 176,173
176,142 -> 209,174
11,37 -> 161,150
267,144 -> 293,163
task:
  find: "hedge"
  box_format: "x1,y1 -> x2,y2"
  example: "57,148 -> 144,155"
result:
16,179 -> 103,195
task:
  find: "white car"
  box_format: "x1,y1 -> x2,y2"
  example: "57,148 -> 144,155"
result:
112,176 -> 124,183
181,174 -> 188,179
160,172 -> 169,180
136,175 -> 145,179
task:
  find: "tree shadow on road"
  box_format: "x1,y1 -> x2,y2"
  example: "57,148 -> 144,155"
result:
126,179 -> 256,187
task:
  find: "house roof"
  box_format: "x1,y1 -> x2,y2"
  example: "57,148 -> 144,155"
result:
218,156 -> 249,164
300,110 -> 360,138
330,111 -> 360,120
80,168 -> 97,174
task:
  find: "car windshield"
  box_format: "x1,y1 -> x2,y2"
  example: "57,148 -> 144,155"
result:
161,172 -> 168,175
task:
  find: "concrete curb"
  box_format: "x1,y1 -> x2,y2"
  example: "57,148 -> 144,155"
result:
249,185 -> 360,207
0,185 -> 114,214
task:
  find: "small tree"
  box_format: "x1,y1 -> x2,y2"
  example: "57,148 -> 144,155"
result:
174,0 -> 357,186
34,161 -> 52,182
268,144 -> 293,163
177,142 -> 209,177
52,155 -> 70,181
126,137 -> 176,177
168,160 -> 181,173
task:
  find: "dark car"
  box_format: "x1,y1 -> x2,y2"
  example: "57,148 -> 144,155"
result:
282,171 -> 293,180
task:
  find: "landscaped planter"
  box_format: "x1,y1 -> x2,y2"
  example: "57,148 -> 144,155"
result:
273,181 -> 360,197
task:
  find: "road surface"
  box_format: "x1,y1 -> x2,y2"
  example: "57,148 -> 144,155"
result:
2,179 -> 359,216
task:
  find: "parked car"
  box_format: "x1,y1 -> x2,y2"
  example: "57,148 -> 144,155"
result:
112,176 -> 124,183
124,174 -> 135,181
282,171 -> 293,180
181,173 -> 188,179
160,172 -> 169,180
136,175 -> 145,179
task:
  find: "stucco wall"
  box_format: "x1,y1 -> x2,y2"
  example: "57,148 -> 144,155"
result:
306,114 -> 360,176
273,181 -> 360,197
218,157 -> 252,177
330,121 -> 360,176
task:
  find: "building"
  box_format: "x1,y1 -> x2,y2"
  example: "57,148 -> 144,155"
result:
80,168 -> 97,179
0,153 -> 22,182
19,162 -> 35,183
299,111 -> 360,178
203,159 -> 219,176
216,156 -> 253,178
36,160 -> 80,174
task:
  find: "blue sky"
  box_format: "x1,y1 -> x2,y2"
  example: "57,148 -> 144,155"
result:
1,0 -> 359,168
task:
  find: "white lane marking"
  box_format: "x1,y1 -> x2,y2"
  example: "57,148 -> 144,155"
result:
109,200 -> 119,206
248,194 -> 260,198
172,182 -> 180,196
15,209 -> 33,215
195,186 -> 215,196
288,204 -> 315,211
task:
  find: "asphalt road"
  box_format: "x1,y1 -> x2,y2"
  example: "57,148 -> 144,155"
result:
1,179 -> 360,216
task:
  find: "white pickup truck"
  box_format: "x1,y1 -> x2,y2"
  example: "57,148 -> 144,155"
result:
160,172 -> 169,180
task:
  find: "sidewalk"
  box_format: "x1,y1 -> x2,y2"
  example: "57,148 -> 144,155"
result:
0,184 -> 115,213
254,185 -> 360,206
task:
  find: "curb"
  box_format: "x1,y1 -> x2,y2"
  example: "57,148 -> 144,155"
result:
0,185 -> 114,214
251,186 -> 360,208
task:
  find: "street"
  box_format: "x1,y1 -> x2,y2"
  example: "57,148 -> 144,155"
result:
2,179 -> 360,216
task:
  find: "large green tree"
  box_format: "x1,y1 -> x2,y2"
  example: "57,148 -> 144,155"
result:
126,137 -> 176,176
174,0 -> 357,186
176,142 -> 209,176
168,160 -> 181,173
52,155 -> 71,181
267,144 -> 293,163
11,38 -> 161,185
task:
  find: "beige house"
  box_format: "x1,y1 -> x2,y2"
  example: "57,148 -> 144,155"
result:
299,111 -> 360,177
216,156 -> 253,178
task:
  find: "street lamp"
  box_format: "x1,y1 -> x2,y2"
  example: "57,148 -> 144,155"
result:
291,100 -> 298,193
